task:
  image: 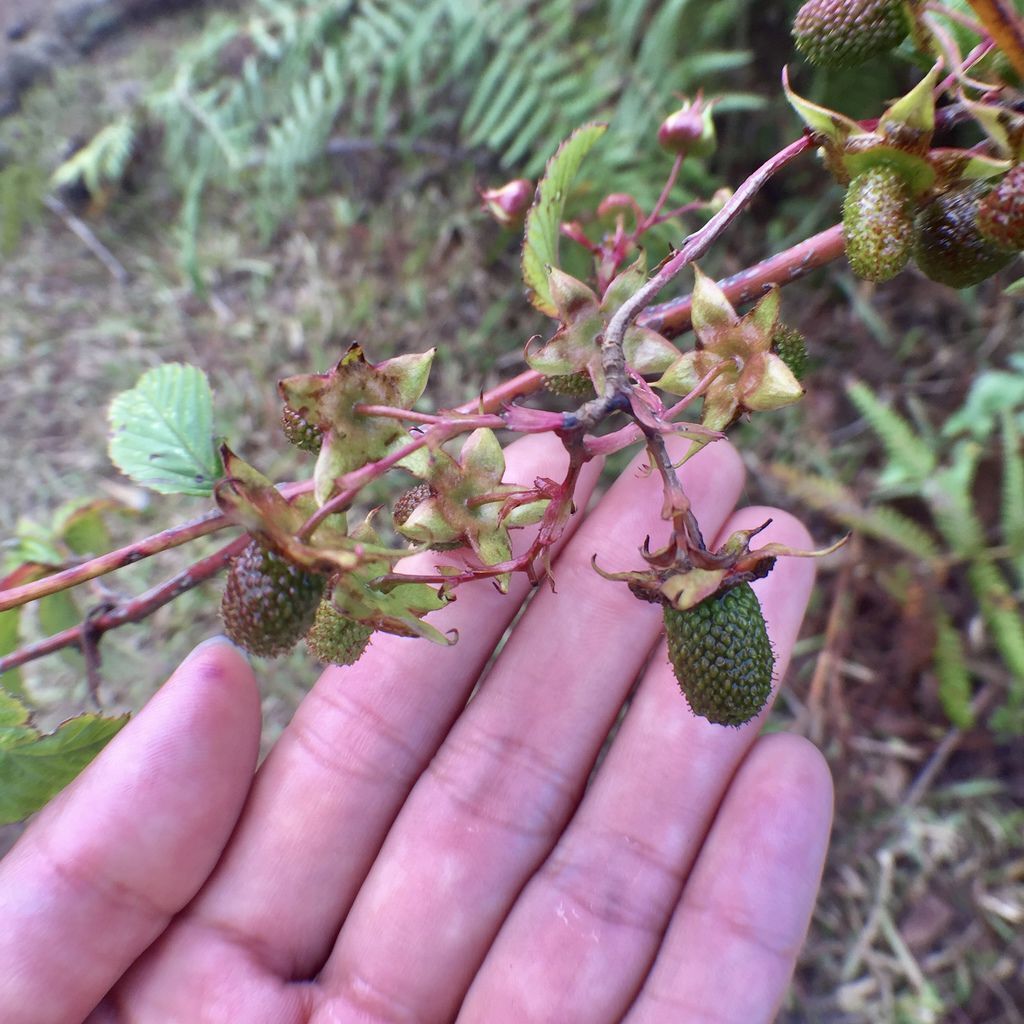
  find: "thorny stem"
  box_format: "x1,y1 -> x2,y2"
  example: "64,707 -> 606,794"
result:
964,0 -> 1024,79
567,134 -> 814,432
0,535 -> 250,677
0,222 -> 848,627
927,14 -> 997,92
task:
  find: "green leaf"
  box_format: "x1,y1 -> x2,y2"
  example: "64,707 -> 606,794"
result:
0,609 -> 24,696
0,691 -> 128,824
932,605 -> 974,729
108,364 -> 222,496
522,123 -> 606,316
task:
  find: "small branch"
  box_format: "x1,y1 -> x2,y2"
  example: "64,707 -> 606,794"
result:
641,152 -> 684,230
638,223 -> 846,338
353,405 -> 505,429
570,134 -> 814,430
0,508 -> 227,613
0,535 -> 249,676
964,0 -> 1024,80
43,195 -> 130,284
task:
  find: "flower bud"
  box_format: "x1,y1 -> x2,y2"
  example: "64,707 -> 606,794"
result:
657,95 -> 716,159
479,178 -> 533,228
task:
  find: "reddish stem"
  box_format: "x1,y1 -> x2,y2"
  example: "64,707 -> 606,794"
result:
0,535 -> 249,677
641,152 -> 685,231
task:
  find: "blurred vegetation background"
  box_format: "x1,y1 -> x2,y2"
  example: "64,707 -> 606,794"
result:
1,0 -> 1022,1020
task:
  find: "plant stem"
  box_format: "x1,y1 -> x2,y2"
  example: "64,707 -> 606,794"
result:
964,0 -> 1024,79
0,535 -> 249,677
638,223 -> 846,337
568,134 -> 814,432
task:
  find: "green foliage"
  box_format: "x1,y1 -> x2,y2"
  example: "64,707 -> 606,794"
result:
932,605 -> 974,729
51,0 -> 756,283
775,376 -> 1024,731
846,380 -> 937,489
49,117 -> 136,201
107,364 -> 222,497
0,161 -> 45,255
522,124 -> 608,317
0,690 -> 127,825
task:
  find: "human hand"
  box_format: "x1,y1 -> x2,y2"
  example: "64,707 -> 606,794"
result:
0,434 -> 832,1024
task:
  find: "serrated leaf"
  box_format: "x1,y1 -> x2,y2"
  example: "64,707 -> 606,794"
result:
0,690 -> 128,824
108,364 -> 221,496
522,123 -> 607,316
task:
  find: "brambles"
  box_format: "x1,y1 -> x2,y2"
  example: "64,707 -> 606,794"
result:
913,185 -> 1016,288
664,583 -> 775,727
306,600 -> 373,665
792,0 -> 913,68
842,165 -> 914,282
221,540 -> 326,657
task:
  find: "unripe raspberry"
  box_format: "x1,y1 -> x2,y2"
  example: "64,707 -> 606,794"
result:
542,371 -> 596,398
842,164 -> 913,282
913,184 -> 1015,288
221,540 -> 325,657
664,582 -> 774,727
793,0 -> 912,68
281,406 -> 323,453
306,601 -> 372,666
976,165 -> 1024,252
772,325 -> 809,381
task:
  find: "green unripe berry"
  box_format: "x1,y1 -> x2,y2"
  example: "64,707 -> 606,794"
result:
842,165 -> 913,282
664,582 -> 775,728
221,540 -> 325,657
793,0 -> 912,68
306,601 -> 373,666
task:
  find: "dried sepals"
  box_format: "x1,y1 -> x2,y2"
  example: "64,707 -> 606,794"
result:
278,343 -> 435,506
653,269 -> 803,431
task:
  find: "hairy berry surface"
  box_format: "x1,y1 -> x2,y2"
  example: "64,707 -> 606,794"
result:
793,0 -> 910,68
221,540 -> 325,657
664,582 -> 774,727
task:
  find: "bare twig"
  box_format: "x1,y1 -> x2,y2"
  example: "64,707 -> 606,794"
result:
43,195 -> 130,284
639,223 -> 846,337
0,536 -> 249,676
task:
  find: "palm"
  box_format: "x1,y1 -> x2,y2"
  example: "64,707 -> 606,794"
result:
0,436 -> 831,1024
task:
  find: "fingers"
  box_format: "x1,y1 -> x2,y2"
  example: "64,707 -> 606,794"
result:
0,640 -> 260,1024
317,440 -> 746,1023
170,433 -> 605,982
458,509 -> 818,1024
623,734 -> 833,1024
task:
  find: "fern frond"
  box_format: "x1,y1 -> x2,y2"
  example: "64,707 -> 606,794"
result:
1001,410 -> 1024,588
51,117 -> 137,197
923,444 -> 987,557
932,603 -> 975,729
967,559 -> 1024,683
846,380 -> 937,486
767,463 -> 940,562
